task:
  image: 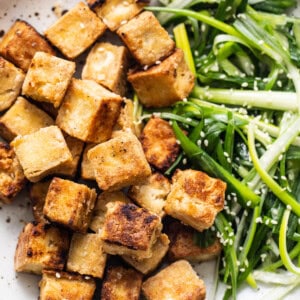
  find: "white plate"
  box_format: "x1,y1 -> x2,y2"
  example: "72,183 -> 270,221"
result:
0,1 -> 300,299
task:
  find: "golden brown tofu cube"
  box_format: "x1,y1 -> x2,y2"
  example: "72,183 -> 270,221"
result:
128,48 -> 195,107
44,2 -> 106,59
52,134 -> 84,177
122,234 -> 169,275
0,97 -> 54,142
0,20 -> 55,71
142,260 -> 206,300
128,172 -> 171,218
22,52 -> 75,108
67,233 -> 107,278
43,177 -> 97,233
87,131 -> 151,191
165,220 -> 222,262
80,143 -> 97,181
92,0 -> 148,31
140,117 -> 180,171
11,126 -> 72,182
101,202 -> 162,260
29,180 -> 51,222
82,42 -> 129,96
89,191 -> 131,233
0,56 -> 25,112
39,270 -> 96,300
117,11 -> 175,66
0,142 -> 26,204
56,78 -> 122,143
14,222 -> 70,274
101,265 -> 143,300
165,169 -> 226,232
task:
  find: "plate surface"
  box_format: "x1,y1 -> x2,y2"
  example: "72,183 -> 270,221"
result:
0,1 -> 299,299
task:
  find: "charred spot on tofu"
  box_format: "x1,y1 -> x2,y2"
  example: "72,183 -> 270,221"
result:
39,270 -> 96,300
140,117 -> 180,171
14,222 -> 70,274
0,142 -> 26,204
101,202 -> 162,259
165,169 -> 226,232
101,265 -> 143,300
0,20 -> 55,72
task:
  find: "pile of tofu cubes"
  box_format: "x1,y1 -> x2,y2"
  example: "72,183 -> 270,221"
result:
0,0 -> 226,299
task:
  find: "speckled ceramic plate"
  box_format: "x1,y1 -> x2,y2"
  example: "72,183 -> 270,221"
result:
0,1 -> 300,299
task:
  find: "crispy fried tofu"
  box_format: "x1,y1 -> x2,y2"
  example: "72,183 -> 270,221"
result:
0,20 -> 55,71
80,143 -> 97,181
128,48 -> 195,107
117,11 -> 175,66
29,180 -> 51,222
101,265 -> 143,300
44,2 -> 106,59
56,78 -> 122,143
122,233 -> 169,275
89,191 -> 131,233
87,131 -> 151,191
128,172 -> 170,218
140,117 -> 180,171
0,97 -> 54,142
43,177 -> 97,233
11,126 -> 72,182
82,42 -> 129,96
91,0 -> 148,32
39,270 -> 96,300
0,56 -> 25,112
165,169 -> 226,232
22,52 -> 75,108
165,220 -> 222,262
67,233 -> 107,278
0,142 -> 26,204
52,134 -> 84,177
14,222 -> 70,274
101,202 -> 162,260
142,260 -> 206,300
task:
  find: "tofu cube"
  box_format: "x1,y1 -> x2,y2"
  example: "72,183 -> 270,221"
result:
39,270 -> 96,300
165,220 -> 222,262
52,134 -> 84,177
122,233 -> 169,275
101,202 -> 162,260
29,180 -> 51,222
140,117 -> 180,171
92,0 -> 148,31
101,265 -> 143,300
112,98 -> 141,137
89,191 -> 131,233
87,131 -> 151,191
117,11 -> 175,66
128,172 -> 171,218
0,142 -> 26,204
80,143 -> 97,181
67,233 -> 107,278
82,42 -> 129,96
22,52 -> 75,108
165,169 -> 226,232
43,177 -> 97,233
0,97 -> 54,142
14,222 -> 70,274
142,260 -> 206,300
128,48 -> 195,107
0,56 -> 25,112
44,2 -> 106,59
11,126 -> 72,182
0,20 -> 55,71
56,78 -> 122,143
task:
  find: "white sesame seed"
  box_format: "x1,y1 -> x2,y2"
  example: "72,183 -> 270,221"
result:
55,272 -> 61,278
255,217 -> 262,223
246,201 -> 251,207
287,205 -> 292,210
241,82 -> 248,88
197,140 -> 202,146
182,98 -> 188,102
186,117 -> 192,122
143,65 -> 149,71
204,139 -> 209,147
176,139 -> 181,145
120,20 -> 127,25
182,158 -> 187,165
155,60 -> 161,65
